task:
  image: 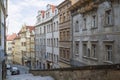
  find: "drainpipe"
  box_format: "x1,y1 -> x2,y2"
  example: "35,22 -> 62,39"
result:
70,12 -> 74,66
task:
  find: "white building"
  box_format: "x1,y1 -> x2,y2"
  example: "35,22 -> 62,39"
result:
35,4 -> 59,69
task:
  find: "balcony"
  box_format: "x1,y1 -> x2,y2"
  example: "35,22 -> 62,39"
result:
79,2 -> 98,14
69,0 -> 99,14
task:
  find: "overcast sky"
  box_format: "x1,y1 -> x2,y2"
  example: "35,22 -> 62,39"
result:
7,0 -> 64,34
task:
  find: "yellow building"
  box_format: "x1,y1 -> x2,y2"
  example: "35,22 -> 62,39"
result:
13,25 -> 35,69
13,35 -> 21,64
70,0 -> 79,5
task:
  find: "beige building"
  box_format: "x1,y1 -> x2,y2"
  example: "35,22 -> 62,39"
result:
13,25 -> 35,69
6,33 -> 17,64
13,35 -> 21,64
57,0 -> 71,68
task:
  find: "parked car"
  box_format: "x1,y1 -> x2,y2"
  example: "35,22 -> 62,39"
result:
10,67 -> 20,75
6,64 -> 11,70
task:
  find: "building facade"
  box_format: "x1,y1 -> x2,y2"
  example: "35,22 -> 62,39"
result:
13,35 -> 21,64
0,0 -> 8,79
35,4 -> 59,69
69,0 -> 120,66
57,0 -> 71,68
13,25 -> 35,69
6,33 -> 17,64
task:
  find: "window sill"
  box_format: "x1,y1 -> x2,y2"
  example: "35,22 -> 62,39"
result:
75,54 -> 79,57
104,61 -> 113,64
89,57 -> 98,61
83,56 -> 98,61
91,27 -> 98,30
104,24 -> 113,27
75,31 -> 79,33
83,56 -> 90,59
82,29 -> 87,31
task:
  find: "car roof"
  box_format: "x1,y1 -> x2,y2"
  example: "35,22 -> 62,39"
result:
12,67 -> 18,70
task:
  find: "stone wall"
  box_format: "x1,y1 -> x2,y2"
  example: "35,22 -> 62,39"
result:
30,64 -> 120,80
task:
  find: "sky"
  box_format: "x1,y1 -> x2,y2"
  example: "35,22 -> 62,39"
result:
7,0 -> 64,34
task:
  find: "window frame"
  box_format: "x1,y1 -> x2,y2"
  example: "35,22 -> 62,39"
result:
82,41 -> 87,57
103,41 -> 114,63
104,8 -> 113,26
91,14 -> 98,29
75,41 -> 79,56
91,41 -> 98,59
75,20 -> 79,32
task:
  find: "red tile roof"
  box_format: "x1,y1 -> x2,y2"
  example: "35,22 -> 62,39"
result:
40,10 -> 45,18
50,4 -> 56,13
26,26 -> 35,32
7,33 -> 17,41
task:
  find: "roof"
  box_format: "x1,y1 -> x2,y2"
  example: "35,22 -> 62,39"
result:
50,4 -> 56,13
6,33 -> 17,41
26,26 -> 35,32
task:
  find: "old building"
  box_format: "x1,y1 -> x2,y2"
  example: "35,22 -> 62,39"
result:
13,25 -> 35,69
35,4 -> 59,69
69,0 -> 120,66
6,33 -> 17,64
0,0 -> 8,79
57,0 -> 71,68
13,35 -> 21,64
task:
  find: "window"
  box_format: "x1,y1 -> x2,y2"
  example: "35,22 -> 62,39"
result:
60,32 -> 62,40
91,44 -> 97,58
40,27 -> 41,34
83,43 -> 87,56
75,21 -> 79,32
75,41 -> 79,56
54,22 -> 55,31
66,50 -> 70,59
56,55 -> 59,62
44,26 -> 46,34
63,13 -> 66,22
83,18 -> 87,30
60,48 -> 62,57
56,38 -> 58,47
63,49 -> 66,58
56,21 -> 58,30
105,9 -> 113,25
54,38 -> 55,47
60,15 -> 62,23
67,31 -> 69,40
55,10 -> 57,15
105,45 -> 112,61
8,48 -> 12,51
67,11 -> 69,20
91,15 -> 97,28
63,31 -> 65,40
